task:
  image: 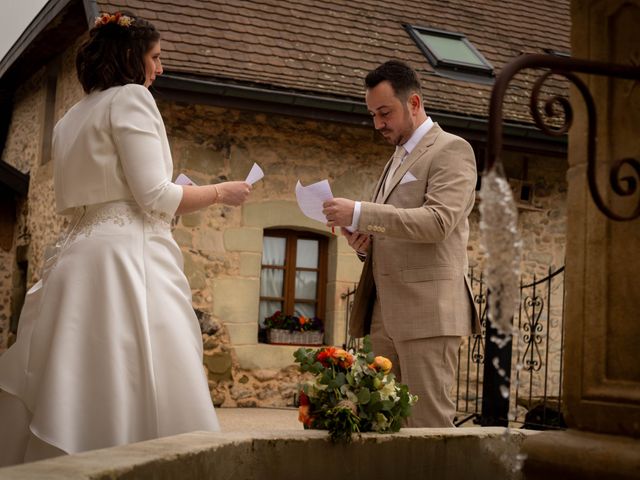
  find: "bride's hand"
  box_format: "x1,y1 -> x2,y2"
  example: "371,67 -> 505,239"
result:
216,181 -> 252,206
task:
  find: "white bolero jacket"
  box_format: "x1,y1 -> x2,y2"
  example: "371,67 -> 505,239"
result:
53,83 -> 183,216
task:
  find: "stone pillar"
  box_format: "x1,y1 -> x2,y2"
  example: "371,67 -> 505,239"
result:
523,1 -> 640,478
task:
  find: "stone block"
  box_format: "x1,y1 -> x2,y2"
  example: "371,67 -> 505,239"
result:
203,335 -> 219,350
522,430 -> 640,480
253,369 -> 279,382
336,253 -> 364,283
239,252 -> 262,277
234,344 -> 301,370
180,212 -> 204,228
336,234 -> 356,254
195,229 -> 225,253
223,227 -> 263,252
203,351 -> 232,381
212,278 -> 259,323
172,228 -> 193,248
182,253 -> 206,290
243,200 -> 331,233
225,322 -> 258,345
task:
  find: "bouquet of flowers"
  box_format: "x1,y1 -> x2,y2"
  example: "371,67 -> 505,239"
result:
264,310 -> 323,332
294,336 -> 418,442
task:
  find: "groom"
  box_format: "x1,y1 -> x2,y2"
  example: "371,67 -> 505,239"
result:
323,60 -> 480,427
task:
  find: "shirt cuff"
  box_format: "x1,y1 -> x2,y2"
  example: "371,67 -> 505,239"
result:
347,201 -> 361,232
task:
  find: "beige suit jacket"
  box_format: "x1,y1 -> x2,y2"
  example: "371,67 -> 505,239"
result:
349,123 -> 481,341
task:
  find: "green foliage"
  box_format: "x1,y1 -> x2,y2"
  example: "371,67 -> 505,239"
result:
293,336 -> 418,442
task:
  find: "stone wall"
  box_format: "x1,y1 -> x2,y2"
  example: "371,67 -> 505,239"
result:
0,240 -> 16,349
0,68 -> 47,351
0,39 -> 568,407
0,38 -> 85,350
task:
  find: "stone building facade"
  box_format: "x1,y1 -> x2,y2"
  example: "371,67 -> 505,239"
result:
0,39 -> 568,409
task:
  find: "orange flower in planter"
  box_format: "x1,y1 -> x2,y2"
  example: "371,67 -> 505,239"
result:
298,316 -> 308,331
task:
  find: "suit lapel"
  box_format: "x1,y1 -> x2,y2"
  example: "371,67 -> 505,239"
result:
380,123 -> 442,204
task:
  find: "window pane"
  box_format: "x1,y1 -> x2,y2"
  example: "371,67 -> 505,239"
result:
296,239 -> 319,269
418,32 -> 486,66
294,303 -> 316,319
295,270 -> 317,300
262,236 -> 286,266
260,268 -> 284,297
259,301 -> 282,328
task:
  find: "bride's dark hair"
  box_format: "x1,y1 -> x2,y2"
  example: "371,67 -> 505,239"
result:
76,11 -> 160,93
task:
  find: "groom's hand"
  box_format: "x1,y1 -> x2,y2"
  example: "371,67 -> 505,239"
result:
341,228 -> 371,256
323,198 -> 355,228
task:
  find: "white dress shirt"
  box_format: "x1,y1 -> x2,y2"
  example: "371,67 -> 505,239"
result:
351,117 -> 434,230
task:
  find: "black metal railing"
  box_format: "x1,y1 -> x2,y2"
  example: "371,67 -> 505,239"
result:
341,264 -> 565,430
455,266 -> 567,429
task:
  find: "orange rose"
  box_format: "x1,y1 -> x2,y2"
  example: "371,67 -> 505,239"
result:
333,348 -> 354,369
317,347 -> 337,367
299,316 -> 308,326
371,356 -> 392,374
298,405 -> 313,427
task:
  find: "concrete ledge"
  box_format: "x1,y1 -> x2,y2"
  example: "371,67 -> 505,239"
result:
0,428 -> 536,479
522,429 -> 640,480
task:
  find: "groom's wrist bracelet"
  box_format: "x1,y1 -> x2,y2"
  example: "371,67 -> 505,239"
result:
213,185 -> 221,204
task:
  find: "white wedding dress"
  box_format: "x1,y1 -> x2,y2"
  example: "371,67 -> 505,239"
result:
0,84 -> 219,466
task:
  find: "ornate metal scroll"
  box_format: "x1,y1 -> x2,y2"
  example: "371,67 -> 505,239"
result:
487,54 -> 640,221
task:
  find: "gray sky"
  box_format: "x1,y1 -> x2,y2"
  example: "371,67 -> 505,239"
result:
0,0 -> 49,64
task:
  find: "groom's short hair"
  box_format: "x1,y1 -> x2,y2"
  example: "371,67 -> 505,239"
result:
365,60 -> 422,102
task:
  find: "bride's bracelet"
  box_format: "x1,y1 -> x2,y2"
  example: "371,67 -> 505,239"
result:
213,184 -> 223,204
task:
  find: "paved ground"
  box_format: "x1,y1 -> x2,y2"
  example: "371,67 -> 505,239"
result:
216,407 -> 302,432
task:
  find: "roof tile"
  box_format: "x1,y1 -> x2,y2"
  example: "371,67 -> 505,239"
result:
98,0 -> 570,122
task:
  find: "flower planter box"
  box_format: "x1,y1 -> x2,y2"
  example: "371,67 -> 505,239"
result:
267,329 -> 324,346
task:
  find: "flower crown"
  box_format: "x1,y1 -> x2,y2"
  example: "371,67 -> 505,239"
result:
94,12 -> 134,28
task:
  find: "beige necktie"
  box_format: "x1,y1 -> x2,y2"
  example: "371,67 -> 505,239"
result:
383,145 -> 406,195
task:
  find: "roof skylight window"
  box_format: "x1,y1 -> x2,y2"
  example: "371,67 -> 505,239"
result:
405,25 -> 494,82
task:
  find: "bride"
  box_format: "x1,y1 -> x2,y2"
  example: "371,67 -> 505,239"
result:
0,10 -> 251,466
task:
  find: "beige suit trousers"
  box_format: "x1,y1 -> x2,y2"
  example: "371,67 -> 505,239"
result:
370,299 -> 461,428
